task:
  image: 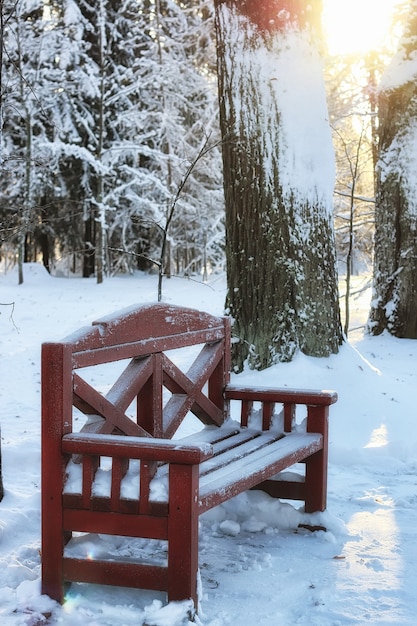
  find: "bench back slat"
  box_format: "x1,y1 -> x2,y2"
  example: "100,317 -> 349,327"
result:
43,304 -> 231,440
71,329 -> 226,368
106,356 -> 153,411
65,303 -> 228,368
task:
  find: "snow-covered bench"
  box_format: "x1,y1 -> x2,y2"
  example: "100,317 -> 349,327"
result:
41,303 -> 337,611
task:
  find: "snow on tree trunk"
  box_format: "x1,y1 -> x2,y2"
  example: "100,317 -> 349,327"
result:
215,0 -> 342,370
368,4 -> 417,339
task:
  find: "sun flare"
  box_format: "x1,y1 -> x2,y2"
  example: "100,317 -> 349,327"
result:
322,0 -> 402,56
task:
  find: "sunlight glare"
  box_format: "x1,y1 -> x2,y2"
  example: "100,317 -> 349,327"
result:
337,508 -> 403,597
322,0 -> 400,56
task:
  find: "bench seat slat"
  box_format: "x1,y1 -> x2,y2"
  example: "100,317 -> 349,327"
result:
181,426 -> 269,456
155,427 -> 283,482
62,429 -> 319,515
153,426 -> 247,480
197,430 -> 285,475
198,432 -> 323,511
178,425 -> 242,446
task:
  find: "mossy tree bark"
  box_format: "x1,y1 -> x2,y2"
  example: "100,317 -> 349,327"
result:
214,0 -> 342,371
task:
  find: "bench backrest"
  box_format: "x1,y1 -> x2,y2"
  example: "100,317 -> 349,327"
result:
42,303 -> 231,441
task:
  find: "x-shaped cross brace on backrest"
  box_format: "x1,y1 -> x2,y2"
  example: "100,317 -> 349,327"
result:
72,339 -> 226,439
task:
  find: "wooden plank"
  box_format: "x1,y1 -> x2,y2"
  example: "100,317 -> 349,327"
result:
63,508 -> 168,540
41,342 -> 73,603
139,460 -> 157,515
252,479 -> 306,501
180,427 -> 281,460
199,430 -> 284,476
136,354 -> 163,436
178,425 -> 242,446
203,433 -> 322,485
62,493 -> 168,516
198,433 -> 323,511
72,328 -> 225,368
81,455 -> 98,508
305,404 -> 329,512
262,402 -> 274,430
205,428 -> 261,456
209,321 -> 230,413
73,374 -> 150,437
168,463 -> 199,604
106,356 -> 153,411
63,557 -> 168,592
284,403 -> 296,432
91,303 -> 224,343
240,400 -> 253,427
154,426 -> 246,481
110,457 -> 129,512
186,341 -> 225,385
68,303 -> 226,353
140,353 -> 164,437
162,350 -> 224,433
162,394 -> 194,437
225,385 -> 338,406
62,433 -> 213,464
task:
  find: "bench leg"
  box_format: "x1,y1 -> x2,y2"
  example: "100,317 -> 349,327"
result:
305,405 -> 329,512
42,342 -> 72,603
167,464 -> 199,609
305,450 -> 326,512
42,432 -> 66,603
41,512 -> 66,602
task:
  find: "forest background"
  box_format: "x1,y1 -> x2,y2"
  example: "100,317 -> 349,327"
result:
0,0 -> 414,335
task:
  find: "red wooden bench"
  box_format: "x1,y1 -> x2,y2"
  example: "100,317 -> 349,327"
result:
41,303 -> 337,611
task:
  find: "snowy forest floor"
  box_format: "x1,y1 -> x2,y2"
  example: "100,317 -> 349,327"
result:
1,264 -> 417,625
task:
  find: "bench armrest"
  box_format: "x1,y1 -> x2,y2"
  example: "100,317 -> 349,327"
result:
225,385 -> 337,406
224,384 -> 337,433
62,432 -> 213,464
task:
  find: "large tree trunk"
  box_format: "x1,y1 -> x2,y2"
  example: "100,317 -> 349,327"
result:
368,5 -> 417,338
215,0 -> 342,371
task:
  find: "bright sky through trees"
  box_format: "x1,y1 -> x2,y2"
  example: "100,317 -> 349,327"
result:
322,0 -> 402,55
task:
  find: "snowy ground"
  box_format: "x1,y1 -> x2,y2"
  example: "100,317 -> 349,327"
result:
1,263 -> 417,625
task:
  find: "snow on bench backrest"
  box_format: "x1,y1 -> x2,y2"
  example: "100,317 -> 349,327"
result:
42,303 -> 232,442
